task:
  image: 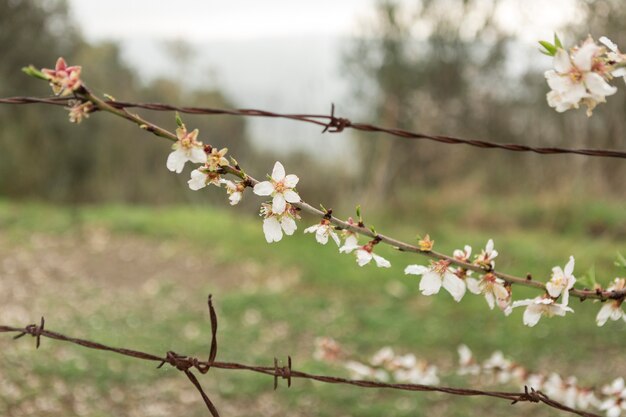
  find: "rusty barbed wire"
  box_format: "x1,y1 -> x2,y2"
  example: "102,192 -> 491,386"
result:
0,295 -> 602,417
1,96 -> 626,160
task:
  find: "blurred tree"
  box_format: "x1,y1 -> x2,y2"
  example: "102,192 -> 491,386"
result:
343,0 -> 626,202
0,1 -> 249,204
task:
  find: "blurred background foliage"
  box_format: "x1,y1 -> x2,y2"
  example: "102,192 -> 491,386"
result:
1,0 -> 626,207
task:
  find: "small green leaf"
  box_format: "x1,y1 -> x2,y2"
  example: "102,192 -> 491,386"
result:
538,40 -> 557,56
369,225 -> 376,234
554,33 -> 563,49
578,265 -> 597,288
356,205 -> 361,218
175,112 -> 183,127
21,65 -> 48,81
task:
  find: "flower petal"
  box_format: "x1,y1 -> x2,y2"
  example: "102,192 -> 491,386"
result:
263,217 -> 283,243
253,181 -> 274,196
190,147 -> 208,164
372,254 -> 391,268
442,272 -> 466,302
272,194 -> 287,214
280,216 -> 297,235
304,224 -> 319,234
404,264 -> 429,275
187,169 -> 207,190
315,229 -> 329,244
166,149 -> 187,173
419,271 -> 442,296
596,303 -> 613,326
283,190 -> 301,203
572,41 -> 600,71
356,249 -> 372,266
466,278 -> 481,295
284,174 -> 299,188
584,72 -> 617,97
271,161 -> 285,181
554,49 -> 572,73
523,305 -> 543,327
564,256 -> 575,276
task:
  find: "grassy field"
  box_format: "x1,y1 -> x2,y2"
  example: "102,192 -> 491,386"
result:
0,194 -> 624,417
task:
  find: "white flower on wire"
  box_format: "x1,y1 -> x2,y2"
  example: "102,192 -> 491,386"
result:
222,179 -> 245,205
167,125 -> 207,173
340,239 -> 390,268
546,256 -> 576,306
599,36 -> 626,84
596,278 -> 626,326
259,203 -> 299,243
545,37 -> 617,115
253,161 -> 300,214
405,260 -> 466,302
304,218 -> 341,246
511,296 -> 574,327
188,167 -> 222,191
474,239 -> 498,269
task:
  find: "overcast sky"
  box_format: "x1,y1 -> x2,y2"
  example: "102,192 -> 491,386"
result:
65,1 -> 581,155
67,0 -> 580,43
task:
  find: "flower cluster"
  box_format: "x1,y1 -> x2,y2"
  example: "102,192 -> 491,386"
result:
314,338 -> 439,385
541,35 -> 625,116
404,240 -> 583,326
458,345 -> 626,416
314,340 -> 626,416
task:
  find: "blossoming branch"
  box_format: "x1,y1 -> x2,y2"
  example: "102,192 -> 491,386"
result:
19,57 -> 626,329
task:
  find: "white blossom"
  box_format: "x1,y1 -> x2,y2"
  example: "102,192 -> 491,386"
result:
482,351 -> 513,384
596,279 -> 626,326
474,239 -> 498,269
545,37 -> 617,115
546,256 -> 576,306
457,344 -> 480,376
511,296 -> 574,327
405,260 -> 466,302
222,179 -> 245,205
466,273 -> 510,313
253,161 -> 300,214
167,125 -> 207,173
188,167 -> 221,191
304,219 -> 341,246
259,203 -> 299,243
340,241 -> 390,268
344,361 -> 389,381
600,36 -> 626,84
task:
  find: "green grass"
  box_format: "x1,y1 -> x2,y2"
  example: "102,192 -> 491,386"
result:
0,196 -> 624,416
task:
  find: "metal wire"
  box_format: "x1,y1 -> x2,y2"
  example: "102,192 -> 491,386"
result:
2,96 -> 626,159
0,296 -> 601,417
